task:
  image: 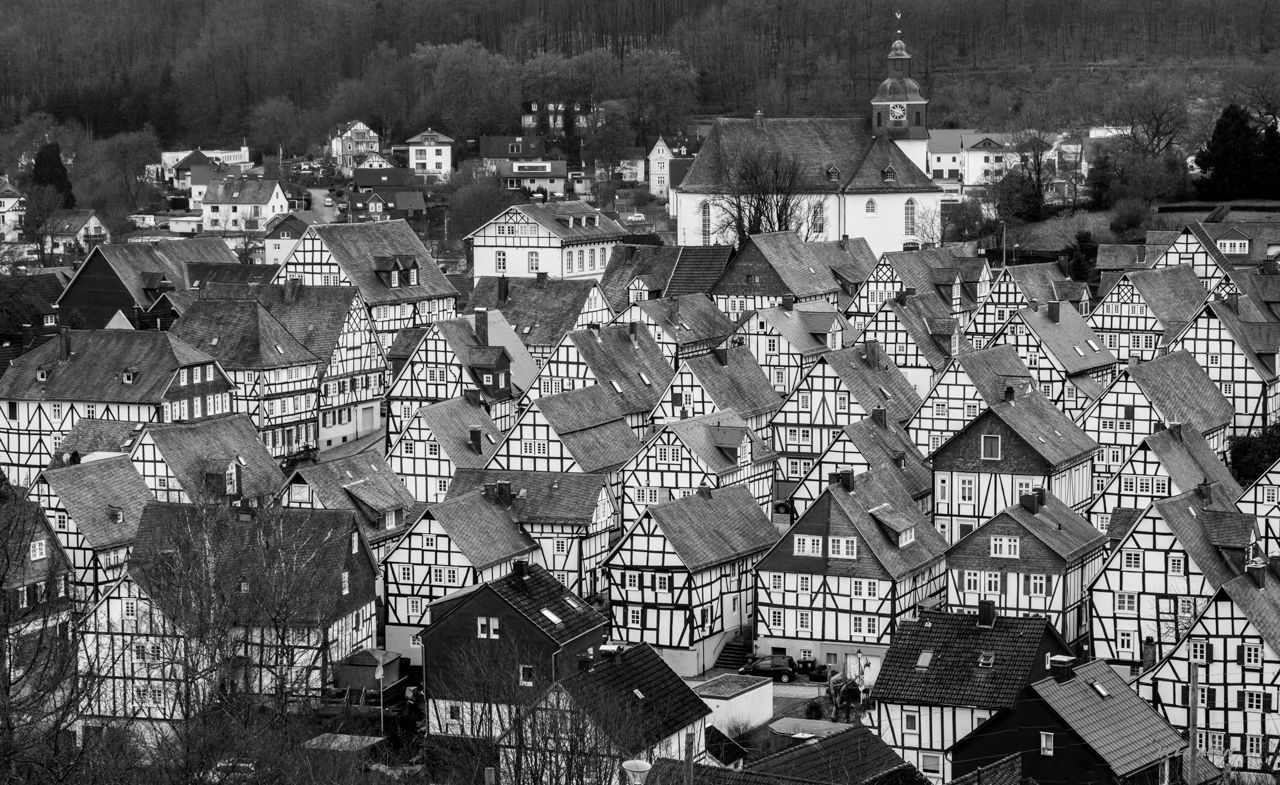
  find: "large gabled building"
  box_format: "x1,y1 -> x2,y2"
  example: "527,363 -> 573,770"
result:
859,288 -> 965,397
614,294 -> 738,364
908,344 -> 1035,456
1088,264 -> 1208,362
988,300 -> 1117,416
128,414 -> 283,506
650,344 -> 781,437
734,299 -> 855,395
467,203 -> 628,281
964,262 -> 1089,350
387,395 -> 503,504
599,245 -> 733,313
708,231 -> 874,315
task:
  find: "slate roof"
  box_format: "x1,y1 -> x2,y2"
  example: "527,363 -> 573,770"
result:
822,344 -> 921,424
632,485 -> 779,573
1220,573 -> 1280,656
421,489 -> 538,570
1017,302 -> 1115,376
947,754 -> 1023,785
1030,660 -> 1185,776
754,301 -> 854,361
680,117 -> 938,195
404,397 -> 502,469
286,453 -> 415,546
435,311 -> 539,395
1127,350 -> 1235,434
1204,299 -> 1280,381
954,344 -> 1036,404
478,136 -> 547,160
872,609 -> 1062,708
203,176 -> 281,206
566,323 -> 674,416
646,761 -> 810,785
306,221 -> 457,305
681,345 -> 783,420
713,232 -> 846,299
427,562 -> 606,645
1142,426 -> 1241,498
0,330 -> 215,404
882,247 -> 984,311
758,468 -> 945,581
636,294 -> 738,350
749,725 -> 915,785
169,297 -> 321,369
142,414 -> 284,502
59,238 -> 240,312
352,168 -> 415,190
447,470 -> 606,526
1150,483 -> 1254,592
1094,244 -> 1153,272
43,209 -> 97,236
499,203 -> 628,243
201,282 -> 361,362
469,276 -> 598,349
954,390 -> 1096,467
599,245 -> 734,312
1003,262 -> 1088,305
663,411 -> 776,475
37,455 -> 151,549
1124,265 -> 1209,338
884,289 -> 963,371
47,418 -> 143,466
985,494 -> 1107,563
837,415 -> 932,499
1,500 -> 72,590
536,386 -> 643,472
559,642 -> 711,752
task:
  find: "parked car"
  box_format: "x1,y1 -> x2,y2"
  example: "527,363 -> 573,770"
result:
324,196 -> 334,207
739,655 -> 798,683
626,213 -> 646,224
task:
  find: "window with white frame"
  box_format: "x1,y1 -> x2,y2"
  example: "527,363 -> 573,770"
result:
1040,732 -> 1054,756
495,251 -> 507,273
477,617 -> 500,638
981,435 -> 1000,460
990,536 -> 1019,558
1243,643 -> 1263,667
1117,629 -> 1136,655
625,572 -> 639,590
1122,550 -> 1143,571
1244,690 -> 1266,712
984,571 -> 1001,594
1169,555 -> 1185,576
629,607 -> 642,626
769,609 -> 783,628
1028,574 -> 1046,596
959,476 -> 976,503
1189,639 -> 1208,662
770,573 -> 783,590
798,611 -> 812,631
828,537 -> 856,558
798,575 -> 811,593
794,535 -> 823,556
1117,593 -> 1138,614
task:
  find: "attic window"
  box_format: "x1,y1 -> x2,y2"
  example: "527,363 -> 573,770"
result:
639,372 -> 651,386
36,370 -> 47,382
1073,346 -> 1085,357
1091,681 -> 1109,697
882,166 -> 897,182
1086,340 -> 1099,352
633,689 -> 645,700
978,651 -> 996,668
275,344 -> 284,354
211,337 -> 220,346
826,166 -> 840,182
564,596 -> 580,609
915,650 -> 934,671
122,371 -> 135,385
540,608 -> 563,625
239,579 -> 249,594
610,380 -> 622,393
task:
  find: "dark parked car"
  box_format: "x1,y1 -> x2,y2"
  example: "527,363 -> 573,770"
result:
739,655 -> 798,683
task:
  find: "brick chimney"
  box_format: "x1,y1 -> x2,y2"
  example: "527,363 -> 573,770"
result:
870,407 -> 887,429
470,426 -> 482,454
1050,655 -> 1076,682
696,484 -> 712,499
713,346 -> 728,366
497,276 -> 509,306
977,600 -> 996,628
839,471 -> 855,492
1047,301 -> 1060,323
536,271 -> 548,288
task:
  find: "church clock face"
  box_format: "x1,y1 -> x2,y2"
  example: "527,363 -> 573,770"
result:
890,103 -> 906,121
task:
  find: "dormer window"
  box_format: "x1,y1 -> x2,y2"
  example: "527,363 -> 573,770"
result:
899,527 -> 915,546
882,166 -> 896,182
123,371 -> 135,385
978,651 -> 996,668
826,166 -> 840,182
36,369 -> 46,382
239,579 -> 249,594
43,315 -> 55,327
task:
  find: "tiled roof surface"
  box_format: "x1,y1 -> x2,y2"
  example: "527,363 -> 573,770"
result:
43,209 -> 95,235
756,301 -> 853,359
567,323 -> 674,416
1004,262 -> 1083,304
600,246 -> 681,311
1143,426 -> 1241,498
989,494 -> 1107,562
887,290 -> 962,371
511,203 -> 629,242
1018,303 -> 1115,376
37,455 -> 151,549
1221,574 -> 1280,656
1095,244 -> 1152,271
488,563 -> 607,644
170,298 -> 321,369
469,276 -> 597,348
143,414 -> 284,502
49,419 -> 144,466
1,500 -> 72,590
823,345 -> 921,424
637,294 -> 738,348
681,345 -> 783,420
308,221 -> 456,305
955,344 -> 1035,404
560,642 -> 711,751
1150,484 -> 1253,591
408,397 -> 502,469
1031,660 -> 1185,776
947,754 -> 1023,785
436,311 -> 539,395
0,330 -> 213,403
714,232 -> 844,299
872,610 -> 1059,708
423,489 -> 538,570
352,168 -> 415,189
664,411 -> 776,475
669,246 -> 736,298
202,282 -> 360,361
1206,299 -> 1280,381
536,385 -> 642,471
977,391 -> 1097,466
838,416 -> 932,499
65,238 -> 238,311
447,470 -> 605,525
203,177 -> 280,206
639,485 -> 779,572
1127,265 -> 1210,331
1128,350 -> 1235,434
749,725 -> 914,785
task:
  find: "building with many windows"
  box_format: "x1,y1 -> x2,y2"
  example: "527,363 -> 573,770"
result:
468,203 -> 628,281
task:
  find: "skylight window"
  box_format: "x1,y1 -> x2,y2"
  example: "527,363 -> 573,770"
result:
1091,681 -> 1109,697
1086,340 -> 1100,352
915,650 -> 934,671
564,597 -> 580,609
1073,346 -> 1085,356
611,380 -> 622,393
540,608 -> 563,625
639,372 -> 651,385
211,337 -> 220,346
633,689 -> 645,700
978,651 -> 996,668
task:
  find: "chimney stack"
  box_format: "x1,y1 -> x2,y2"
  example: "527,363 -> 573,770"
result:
1270,554 -> 1280,578
713,346 -> 728,366
1020,493 -> 1040,514
781,295 -> 794,311
1153,421 -> 1166,433
1141,636 -> 1158,670
512,560 -> 527,579
1036,486 -> 1047,506
1249,559 -> 1268,589
588,323 -> 601,342
1227,292 -> 1240,313
864,341 -> 879,367
496,480 -> 513,505
669,297 -> 680,327
498,276 -> 510,306
470,425 -> 483,454
1050,655 -> 1076,682
536,271 -> 548,288
629,321 -> 639,346
753,109 -> 764,129
1047,301 -> 1060,323
828,472 -> 842,486
977,600 -> 996,628
474,307 -> 489,347
696,484 -> 711,499
58,326 -> 71,362
870,407 -> 887,429
1265,257 -> 1278,276
1029,299 -> 1039,313
1168,421 -> 1183,441
1196,480 -> 1211,500
839,471 -> 855,493
284,277 -> 300,303
577,654 -> 593,673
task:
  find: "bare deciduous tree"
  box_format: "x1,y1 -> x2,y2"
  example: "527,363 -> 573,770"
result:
1113,77 -> 1189,159
708,138 -> 824,247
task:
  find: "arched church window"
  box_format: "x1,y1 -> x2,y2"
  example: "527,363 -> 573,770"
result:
904,199 -> 917,236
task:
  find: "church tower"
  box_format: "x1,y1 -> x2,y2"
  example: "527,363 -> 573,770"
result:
871,35 -> 929,174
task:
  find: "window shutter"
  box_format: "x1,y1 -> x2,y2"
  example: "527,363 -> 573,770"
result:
1239,691 -> 1247,710
1022,575 -> 1031,596
1206,643 -> 1214,662
1238,645 -> 1246,665
671,389 -> 682,407
1208,688 -> 1217,709
1180,685 -> 1190,706
1268,693 -> 1275,713
1000,572 -> 1008,593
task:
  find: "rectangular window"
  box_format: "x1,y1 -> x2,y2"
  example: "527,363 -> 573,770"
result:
123,598 -> 137,619
828,537 -> 856,559
1189,639 -> 1208,663
794,535 -> 823,556
964,571 -> 980,592
981,434 -> 1001,460
798,575 -> 811,593
519,665 -> 534,687
798,611 -> 812,631
1169,555 -> 1185,576
656,574 -> 670,592
1122,550 -> 1143,571
477,617 -> 500,639
629,607 -> 642,626
1117,593 -> 1138,614
1117,630 -> 1136,655
990,536 -> 1020,558
1040,732 -> 1054,756
769,609 -> 783,628
1244,690 -> 1266,712
1244,643 -> 1263,668
1028,574 -> 1046,596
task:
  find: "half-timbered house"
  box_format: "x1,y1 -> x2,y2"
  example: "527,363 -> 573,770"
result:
619,410 -> 777,526
987,300 -> 1117,416
613,294 -> 738,364
1087,265 -> 1207,362
1239,456 -> 1280,558
1138,568 -> 1280,773
599,244 -> 733,312
1084,422 -> 1240,538
1167,296 -> 1280,434
0,329 -> 234,488
168,287 -> 323,458
953,658 -> 1188,785
385,309 -> 538,436
1145,222 -> 1234,292
521,322 -> 673,435
128,414 -> 283,507
733,299 -> 853,394
907,344 -> 1035,456
769,343 -> 919,481
28,455 -> 151,602
945,490 -> 1106,647
1077,350 -> 1235,489
467,203 -> 628,281
76,504 -> 376,743
871,608 -> 1073,783
387,396 -> 503,504
3,501 -> 74,666
605,485 -> 779,676
931,389 -> 1095,543
447,470 -> 615,598
1088,483 -> 1252,674
708,231 -> 872,314
790,406 -> 933,518
755,468 -> 947,674
846,248 -> 989,333
964,262 -> 1089,350
279,221 -> 458,345
858,288 -> 964,396
381,488 -> 542,658
280,453 -> 418,563
649,344 -> 782,437
469,275 -> 614,365
418,561 -> 608,733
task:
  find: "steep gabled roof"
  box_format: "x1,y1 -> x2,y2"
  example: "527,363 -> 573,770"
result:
749,725 -> 915,785
1,500 -> 72,590
636,294 -> 738,349
169,298 -> 321,369
37,455 -> 151,549
59,238 -> 240,312
664,411 -> 776,475
1150,483 -> 1254,591
47,418 -> 143,466
885,289 -> 964,371
872,610 -> 1064,708
43,209 -> 96,236
1126,350 -> 1235,434
635,485 -> 778,573
408,397 -> 502,469
470,276 -> 599,348
713,232 -> 844,299
1030,660 -> 1185,776
989,494 -> 1107,562
959,390 -> 1097,467
600,245 -> 734,312
447,470 -> 607,526
837,415 -> 932,499
1016,303 -> 1116,376
435,311 -> 539,395
681,345 -> 783,420
1142,426 -> 1241,498
421,490 -> 538,570
754,301 -> 853,360
822,344 -> 921,424
141,414 -> 284,502
1003,262 -> 1087,304
954,344 -> 1036,405
566,323 -> 674,417
203,176 -> 281,206
202,282 -> 363,362
1201,298 -> 1280,381
536,386 -> 642,472
1126,265 -> 1209,336
485,563 -> 606,643
306,221 -> 457,305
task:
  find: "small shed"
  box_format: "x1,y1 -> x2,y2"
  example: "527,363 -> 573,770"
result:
692,674 -> 773,734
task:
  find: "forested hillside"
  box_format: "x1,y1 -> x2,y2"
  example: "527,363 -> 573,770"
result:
0,0 -> 1276,149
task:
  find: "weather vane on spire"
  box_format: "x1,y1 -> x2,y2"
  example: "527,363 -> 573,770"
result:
895,10 -> 902,37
